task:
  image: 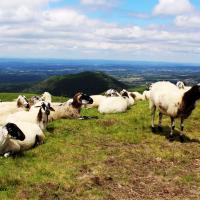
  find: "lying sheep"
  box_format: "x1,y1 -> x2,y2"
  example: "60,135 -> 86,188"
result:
7,101 -> 54,130
49,92 -> 93,121
28,95 -> 43,107
41,92 -> 52,103
84,95 -> 107,108
0,95 -> 30,125
142,90 -> 150,100
150,81 -> 200,141
98,96 -> 128,114
105,89 -> 121,97
120,89 -> 135,107
130,91 -> 145,101
0,122 -> 44,157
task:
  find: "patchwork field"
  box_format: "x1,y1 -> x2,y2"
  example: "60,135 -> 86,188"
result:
0,93 -> 199,200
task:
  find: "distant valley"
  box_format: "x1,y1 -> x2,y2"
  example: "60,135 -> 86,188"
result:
1,58 -> 200,94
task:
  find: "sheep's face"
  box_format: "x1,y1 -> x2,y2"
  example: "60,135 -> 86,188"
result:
121,91 -> 129,98
79,93 -> 93,105
41,102 -> 55,115
105,89 -> 120,97
120,89 -> 129,98
4,123 -> 25,141
17,95 -> 30,109
30,96 -> 43,105
176,81 -> 185,89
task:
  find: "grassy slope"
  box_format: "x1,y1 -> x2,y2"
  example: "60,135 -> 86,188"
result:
0,93 -> 199,199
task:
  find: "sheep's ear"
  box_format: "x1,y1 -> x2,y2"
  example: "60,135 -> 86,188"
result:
49,107 -> 55,111
5,123 -> 25,141
130,93 -> 136,99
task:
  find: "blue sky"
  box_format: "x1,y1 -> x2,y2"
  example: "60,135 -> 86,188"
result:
0,0 -> 200,63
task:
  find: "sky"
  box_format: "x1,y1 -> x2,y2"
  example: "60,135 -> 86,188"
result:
0,0 -> 200,63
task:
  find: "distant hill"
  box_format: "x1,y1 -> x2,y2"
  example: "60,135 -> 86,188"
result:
29,71 -> 127,97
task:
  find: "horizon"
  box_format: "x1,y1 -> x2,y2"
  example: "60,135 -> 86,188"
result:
0,57 -> 200,66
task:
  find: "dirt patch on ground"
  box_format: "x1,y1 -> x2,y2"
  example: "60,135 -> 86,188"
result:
98,119 -> 118,127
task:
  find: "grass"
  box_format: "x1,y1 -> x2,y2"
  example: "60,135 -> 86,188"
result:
0,93 -> 200,199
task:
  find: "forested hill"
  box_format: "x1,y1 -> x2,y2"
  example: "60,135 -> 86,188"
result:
28,71 -> 127,97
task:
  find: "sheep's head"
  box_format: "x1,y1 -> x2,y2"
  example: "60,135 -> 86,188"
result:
3,123 -> 25,141
72,92 -> 93,108
176,81 -> 185,89
17,95 -> 30,109
37,102 -> 55,115
29,96 -> 43,107
35,101 -> 55,123
120,89 -> 129,98
105,89 -> 120,97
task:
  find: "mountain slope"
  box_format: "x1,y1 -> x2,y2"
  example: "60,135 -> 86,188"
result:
29,71 -> 127,96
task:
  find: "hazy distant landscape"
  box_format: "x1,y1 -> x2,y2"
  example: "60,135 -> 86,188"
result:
0,58 -> 200,93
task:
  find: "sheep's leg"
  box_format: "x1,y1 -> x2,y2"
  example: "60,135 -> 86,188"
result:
34,134 -> 45,146
169,117 -> 175,141
180,118 -> 185,142
151,104 -> 156,132
158,112 -> 163,132
3,140 -> 21,157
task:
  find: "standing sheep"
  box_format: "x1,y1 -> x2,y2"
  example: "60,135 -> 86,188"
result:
150,81 -> 200,141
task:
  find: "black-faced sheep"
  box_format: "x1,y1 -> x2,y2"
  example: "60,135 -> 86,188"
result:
150,81 -> 200,141
49,92 -> 93,121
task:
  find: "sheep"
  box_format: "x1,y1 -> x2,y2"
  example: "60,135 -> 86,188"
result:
41,92 -> 52,103
0,123 -> 25,157
130,91 -> 145,101
105,89 -> 121,97
143,90 -> 150,100
84,95 -> 107,108
49,92 -> 93,121
28,95 -> 43,107
150,81 -> 200,141
0,95 -> 30,125
120,89 -> 135,107
98,96 -> 128,114
0,122 -> 45,157
6,101 -> 55,130
176,81 -> 192,92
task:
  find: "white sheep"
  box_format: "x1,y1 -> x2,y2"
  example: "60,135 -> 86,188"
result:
0,122 -> 45,157
150,81 -> 200,141
105,89 -> 121,97
142,90 -> 150,100
130,91 -> 145,101
84,95 -> 107,108
98,96 -> 128,114
176,81 -> 191,92
49,92 -> 93,121
120,89 -> 135,107
41,92 -> 52,103
0,95 -> 30,125
6,101 -> 55,130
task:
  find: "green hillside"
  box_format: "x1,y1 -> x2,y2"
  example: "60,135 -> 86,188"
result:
29,71 -> 127,97
0,93 -> 199,199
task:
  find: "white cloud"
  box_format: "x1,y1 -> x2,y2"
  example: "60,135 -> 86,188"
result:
0,1 -> 200,62
153,0 -> 194,16
80,0 -> 117,8
175,14 -> 200,28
